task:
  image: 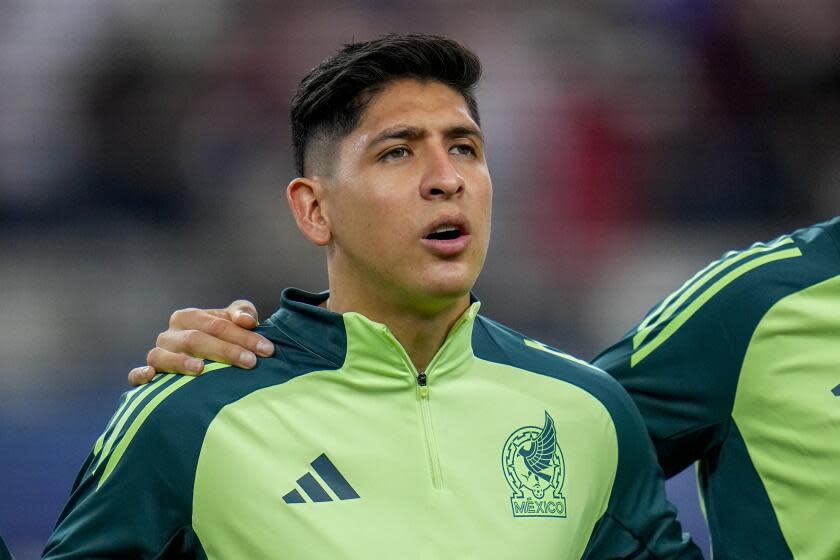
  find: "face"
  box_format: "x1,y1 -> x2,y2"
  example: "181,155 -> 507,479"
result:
320,79 -> 492,313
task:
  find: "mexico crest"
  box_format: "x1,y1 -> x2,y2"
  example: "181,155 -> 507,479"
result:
502,411 -> 566,518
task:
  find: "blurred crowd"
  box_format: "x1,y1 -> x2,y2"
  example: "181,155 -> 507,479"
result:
2,2 -> 839,228
1,1 -> 838,557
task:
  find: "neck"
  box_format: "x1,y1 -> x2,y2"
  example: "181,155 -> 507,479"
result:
326,280 -> 470,372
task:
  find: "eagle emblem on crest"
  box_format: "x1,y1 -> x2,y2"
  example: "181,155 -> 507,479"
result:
502,411 -> 567,518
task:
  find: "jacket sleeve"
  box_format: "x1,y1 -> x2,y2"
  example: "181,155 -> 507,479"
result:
582,381 -> 703,559
42,377 -> 203,559
0,534 -> 14,560
594,223 -> 840,478
592,286 -> 738,478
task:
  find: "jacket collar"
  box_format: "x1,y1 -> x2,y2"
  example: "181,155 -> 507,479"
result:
268,288 -> 481,380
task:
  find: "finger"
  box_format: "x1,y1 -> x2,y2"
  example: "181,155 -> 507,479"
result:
156,329 -> 259,369
165,311 -> 273,358
127,366 -> 156,386
147,346 -> 207,375
170,307 -> 221,329
226,299 -> 259,328
188,303 -> 259,328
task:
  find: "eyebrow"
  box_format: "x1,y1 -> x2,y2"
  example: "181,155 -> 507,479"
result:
367,124 -> 484,149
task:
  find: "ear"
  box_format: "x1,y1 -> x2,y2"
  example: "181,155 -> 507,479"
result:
286,177 -> 331,246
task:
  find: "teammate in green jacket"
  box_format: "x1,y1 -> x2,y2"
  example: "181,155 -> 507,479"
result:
145,218 -> 840,559
593,218 -> 840,560
45,34 -> 698,559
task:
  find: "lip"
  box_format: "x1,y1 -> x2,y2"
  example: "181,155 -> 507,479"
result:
420,214 -> 471,257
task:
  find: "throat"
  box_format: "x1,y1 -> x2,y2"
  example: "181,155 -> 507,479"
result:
328,289 -> 469,372
325,262 -> 472,371
381,298 -> 471,372
398,328 -> 448,372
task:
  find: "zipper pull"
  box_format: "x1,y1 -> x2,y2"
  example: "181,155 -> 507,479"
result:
417,372 -> 429,398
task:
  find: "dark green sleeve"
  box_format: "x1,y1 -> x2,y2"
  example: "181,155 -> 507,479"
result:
583,380 -> 702,559
591,220 -> 840,477
592,298 -> 736,478
0,534 -> 14,560
42,379 -> 205,559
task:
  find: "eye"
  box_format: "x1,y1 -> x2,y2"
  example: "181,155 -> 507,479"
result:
450,143 -> 476,157
381,146 -> 411,161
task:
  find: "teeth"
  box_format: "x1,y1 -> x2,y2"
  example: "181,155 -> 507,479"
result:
433,225 -> 459,233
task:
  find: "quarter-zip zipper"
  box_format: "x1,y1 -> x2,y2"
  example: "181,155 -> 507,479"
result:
416,370 -> 444,490
380,332 -> 446,490
376,310 -> 480,492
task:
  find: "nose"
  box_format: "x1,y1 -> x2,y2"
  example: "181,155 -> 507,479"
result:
420,147 -> 464,199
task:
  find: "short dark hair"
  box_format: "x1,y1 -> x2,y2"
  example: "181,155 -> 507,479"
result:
290,33 -> 482,176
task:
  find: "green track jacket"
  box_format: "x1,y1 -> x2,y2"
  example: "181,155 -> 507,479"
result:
44,289 -> 699,559
595,218 -> 840,559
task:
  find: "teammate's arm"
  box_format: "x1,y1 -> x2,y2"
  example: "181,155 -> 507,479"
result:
592,279 -> 739,477
129,299 -> 273,386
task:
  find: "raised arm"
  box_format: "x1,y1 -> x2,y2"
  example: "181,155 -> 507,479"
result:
128,299 -> 272,386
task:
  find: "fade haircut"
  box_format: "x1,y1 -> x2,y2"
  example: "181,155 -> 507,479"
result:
290,33 -> 482,177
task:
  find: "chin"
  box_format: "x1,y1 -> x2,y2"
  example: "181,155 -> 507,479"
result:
424,284 -> 472,300
416,271 -> 476,301
395,259 -> 481,309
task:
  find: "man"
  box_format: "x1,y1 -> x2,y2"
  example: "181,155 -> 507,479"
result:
45,34 -> 699,558
146,217 -> 840,559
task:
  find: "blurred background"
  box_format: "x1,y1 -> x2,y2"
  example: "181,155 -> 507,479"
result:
1,0 -> 839,557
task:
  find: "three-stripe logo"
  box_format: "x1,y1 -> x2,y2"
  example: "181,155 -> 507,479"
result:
630,236 -> 803,367
283,454 -> 361,504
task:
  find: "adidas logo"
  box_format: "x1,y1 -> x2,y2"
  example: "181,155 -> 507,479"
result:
282,453 -> 360,504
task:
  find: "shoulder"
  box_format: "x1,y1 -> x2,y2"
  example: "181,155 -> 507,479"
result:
86,368 -> 265,490
796,215 -> 840,244
607,219 -> 840,368
473,314 -> 601,375
681,218 -> 839,313
93,321 -> 342,490
789,217 -> 840,269
733,218 -> 840,295
472,316 -> 655,482
110,307 -> 346,453
472,315 -> 634,417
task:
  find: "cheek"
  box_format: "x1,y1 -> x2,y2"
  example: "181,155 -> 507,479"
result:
339,192 -> 412,246
474,180 -> 493,233
360,184 -> 416,222
328,195 -> 367,245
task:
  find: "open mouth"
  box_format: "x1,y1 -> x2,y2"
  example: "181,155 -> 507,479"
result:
425,226 -> 464,241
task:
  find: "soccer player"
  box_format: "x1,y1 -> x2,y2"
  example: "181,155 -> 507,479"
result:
45,35 -> 699,558
146,218 -> 840,559
593,218 -> 840,559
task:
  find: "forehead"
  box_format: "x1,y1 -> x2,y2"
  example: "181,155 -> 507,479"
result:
354,79 -> 477,136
